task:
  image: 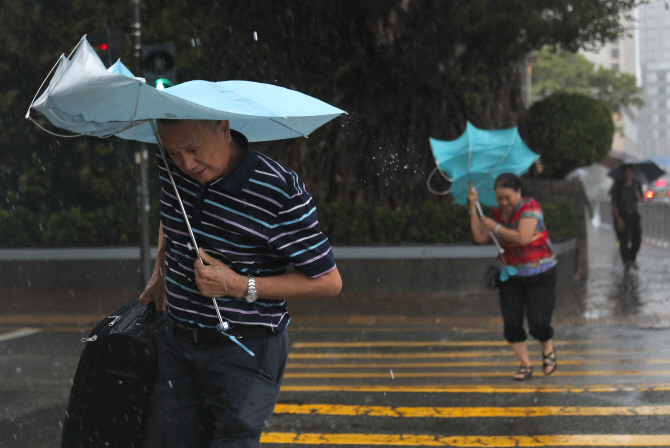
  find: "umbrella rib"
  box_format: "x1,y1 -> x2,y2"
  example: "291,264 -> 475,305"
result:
467,124 -> 473,185
25,54 -> 65,119
26,36 -> 88,120
269,117 -> 308,137
27,117 -> 86,138
131,82 -> 142,123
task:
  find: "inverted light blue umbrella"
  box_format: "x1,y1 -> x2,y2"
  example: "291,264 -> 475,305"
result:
428,122 -> 539,207
27,36 -> 345,143
26,36 -> 345,341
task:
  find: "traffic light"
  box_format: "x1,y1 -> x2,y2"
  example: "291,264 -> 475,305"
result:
141,44 -> 176,90
87,27 -> 122,66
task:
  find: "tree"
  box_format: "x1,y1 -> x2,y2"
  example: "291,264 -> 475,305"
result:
521,92 -> 614,178
531,47 -> 644,113
0,0 -> 638,246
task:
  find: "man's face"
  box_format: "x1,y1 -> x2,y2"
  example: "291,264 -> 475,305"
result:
624,167 -> 635,182
158,120 -> 232,183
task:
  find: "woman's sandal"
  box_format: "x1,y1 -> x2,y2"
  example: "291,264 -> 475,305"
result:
543,350 -> 557,375
513,365 -> 533,381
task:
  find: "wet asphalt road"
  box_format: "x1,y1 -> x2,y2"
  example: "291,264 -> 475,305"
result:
1,226 -> 670,447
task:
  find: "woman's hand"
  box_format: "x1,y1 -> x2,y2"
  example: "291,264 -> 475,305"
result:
480,216 -> 498,232
467,187 -> 479,205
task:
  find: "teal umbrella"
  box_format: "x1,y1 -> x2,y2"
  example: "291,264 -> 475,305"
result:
428,122 -> 539,207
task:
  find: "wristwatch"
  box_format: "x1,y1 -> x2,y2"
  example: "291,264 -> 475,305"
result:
244,274 -> 258,303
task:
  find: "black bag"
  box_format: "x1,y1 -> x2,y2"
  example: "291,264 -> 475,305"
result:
483,265 -> 501,290
61,300 -> 168,448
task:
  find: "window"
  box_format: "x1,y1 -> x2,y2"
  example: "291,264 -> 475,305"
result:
611,49 -> 620,58
612,63 -> 620,73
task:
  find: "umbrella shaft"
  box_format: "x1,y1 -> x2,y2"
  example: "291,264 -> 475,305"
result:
149,120 -> 203,264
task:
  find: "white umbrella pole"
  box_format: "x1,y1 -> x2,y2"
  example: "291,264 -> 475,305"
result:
149,120 -> 231,333
475,199 -> 505,255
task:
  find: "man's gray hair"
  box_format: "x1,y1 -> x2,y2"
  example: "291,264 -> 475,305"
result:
156,119 -> 221,130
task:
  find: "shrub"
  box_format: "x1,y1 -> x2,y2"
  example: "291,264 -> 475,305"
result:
521,92 -> 614,178
0,200 -> 577,247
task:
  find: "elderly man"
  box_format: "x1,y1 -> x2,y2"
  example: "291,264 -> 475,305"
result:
611,164 -> 643,270
139,119 -> 342,447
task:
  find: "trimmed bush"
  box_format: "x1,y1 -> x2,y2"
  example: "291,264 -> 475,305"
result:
522,92 -> 614,178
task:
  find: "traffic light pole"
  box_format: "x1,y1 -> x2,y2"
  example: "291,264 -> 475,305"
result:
131,0 -> 152,287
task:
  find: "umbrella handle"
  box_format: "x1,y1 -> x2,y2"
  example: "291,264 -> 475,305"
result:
426,167 -> 451,195
474,197 -> 505,255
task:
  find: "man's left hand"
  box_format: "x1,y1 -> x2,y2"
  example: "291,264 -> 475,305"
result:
194,248 -> 245,299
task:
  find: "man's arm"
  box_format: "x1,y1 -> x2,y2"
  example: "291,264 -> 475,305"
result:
195,249 -> 342,301
138,223 -> 167,311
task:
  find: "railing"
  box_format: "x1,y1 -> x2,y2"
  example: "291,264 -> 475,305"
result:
593,200 -> 670,249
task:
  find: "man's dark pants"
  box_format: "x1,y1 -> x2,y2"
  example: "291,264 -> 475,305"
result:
615,212 -> 642,264
156,326 -> 288,448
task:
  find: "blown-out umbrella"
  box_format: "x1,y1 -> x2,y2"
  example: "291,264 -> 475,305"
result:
428,122 -> 540,258
27,36 -> 345,336
608,160 -> 666,185
428,122 -> 540,207
28,37 -> 344,143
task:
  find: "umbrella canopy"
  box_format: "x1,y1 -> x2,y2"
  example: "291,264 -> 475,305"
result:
27,36 -> 345,143
429,122 -> 539,207
608,160 -> 666,185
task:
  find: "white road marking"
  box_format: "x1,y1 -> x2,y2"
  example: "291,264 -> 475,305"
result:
0,328 -> 43,342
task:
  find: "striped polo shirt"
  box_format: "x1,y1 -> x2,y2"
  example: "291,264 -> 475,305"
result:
158,132 -> 336,332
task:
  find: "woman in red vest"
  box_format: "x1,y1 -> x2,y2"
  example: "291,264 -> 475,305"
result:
468,173 -> 557,381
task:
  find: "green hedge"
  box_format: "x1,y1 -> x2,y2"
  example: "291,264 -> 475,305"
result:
319,199 -> 576,244
0,199 -> 576,248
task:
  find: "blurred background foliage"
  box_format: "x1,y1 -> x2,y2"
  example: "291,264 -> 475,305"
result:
0,0 -> 635,246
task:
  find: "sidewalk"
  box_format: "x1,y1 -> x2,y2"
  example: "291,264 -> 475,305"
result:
1,225 -> 668,329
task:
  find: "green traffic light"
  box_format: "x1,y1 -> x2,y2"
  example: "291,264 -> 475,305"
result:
155,78 -> 173,90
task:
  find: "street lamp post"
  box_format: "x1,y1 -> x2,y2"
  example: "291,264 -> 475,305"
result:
131,0 -> 152,287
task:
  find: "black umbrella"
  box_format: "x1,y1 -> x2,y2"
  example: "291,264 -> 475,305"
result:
608,159 -> 666,184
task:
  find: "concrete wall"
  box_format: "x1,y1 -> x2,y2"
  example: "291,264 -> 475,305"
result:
0,240 -> 577,293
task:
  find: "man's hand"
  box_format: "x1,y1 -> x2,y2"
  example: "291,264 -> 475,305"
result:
139,269 -> 167,312
616,217 -> 626,232
194,248 -> 246,299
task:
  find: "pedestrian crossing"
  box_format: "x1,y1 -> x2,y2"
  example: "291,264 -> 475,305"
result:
262,327 -> 670,447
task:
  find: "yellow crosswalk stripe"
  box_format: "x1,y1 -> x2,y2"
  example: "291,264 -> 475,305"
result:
279,384 -> 670,393
260,432 -> 670,446
289,349 -> 656,359
292,340 -> 591,348
286,358 -> 670,369
284,370 -> 670,378
273,403 -> 670,418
